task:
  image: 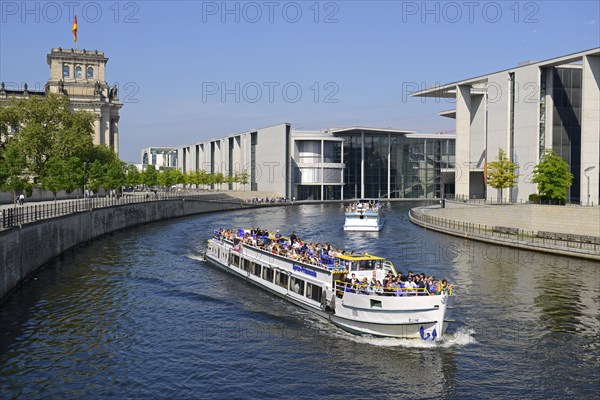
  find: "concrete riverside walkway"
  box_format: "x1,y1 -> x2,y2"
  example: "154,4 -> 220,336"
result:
409,201 -> 600,261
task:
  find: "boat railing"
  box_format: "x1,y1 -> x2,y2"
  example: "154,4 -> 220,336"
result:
213,231 -> 349,273
334,280 -> 454,297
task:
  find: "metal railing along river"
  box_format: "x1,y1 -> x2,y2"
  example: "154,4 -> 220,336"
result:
408,208 -> 600,255
1,192 -> 251,230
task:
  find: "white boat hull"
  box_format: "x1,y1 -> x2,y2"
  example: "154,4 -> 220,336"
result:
204,235 -> 455,340
343,215 -> 385,232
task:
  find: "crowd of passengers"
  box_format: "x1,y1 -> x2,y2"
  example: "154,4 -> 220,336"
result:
245,197 -> 289,204
345,200 -> 381,213
216,227 -> 452,296
338,271 -> 450,296
217,227 -> 346,266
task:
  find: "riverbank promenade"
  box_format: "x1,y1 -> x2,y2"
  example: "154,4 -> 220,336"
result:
409,201 -> 600,261
0,190 -> 291,231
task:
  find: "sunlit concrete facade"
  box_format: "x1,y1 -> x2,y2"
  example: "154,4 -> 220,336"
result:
176,124 -> 455,200
141,147 -> 178,170
413,48 -> 600,204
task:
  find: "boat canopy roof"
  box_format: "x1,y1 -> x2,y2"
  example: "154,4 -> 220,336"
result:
335,253 -> 387,261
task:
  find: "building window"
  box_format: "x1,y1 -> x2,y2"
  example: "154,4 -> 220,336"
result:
75,66 -> 82,78
297,140 -> 321,163
87,67 -> 94,79
63,65 -> 70,77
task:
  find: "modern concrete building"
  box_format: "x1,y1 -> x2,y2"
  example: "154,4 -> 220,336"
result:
141,147 -> 178,170
0,48 -> 123,155
412,48 -> 600,204
176,123 -> 455,200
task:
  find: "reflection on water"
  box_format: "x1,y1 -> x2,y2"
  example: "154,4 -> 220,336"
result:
0,203 -> 599,399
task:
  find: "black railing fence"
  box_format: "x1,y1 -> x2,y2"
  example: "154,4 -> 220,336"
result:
1,192 -> 250,230
444,194 -> 595,207
409,209 -> 600,254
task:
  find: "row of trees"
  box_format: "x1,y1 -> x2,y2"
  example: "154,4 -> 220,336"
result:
486,148 -> 573,203
125,166 -> 249,191
0,95 -> 249,204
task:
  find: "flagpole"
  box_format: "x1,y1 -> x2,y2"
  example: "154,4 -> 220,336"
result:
72,15 -> 78,49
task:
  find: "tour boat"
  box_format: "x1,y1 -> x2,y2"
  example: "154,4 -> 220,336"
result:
205,229 -> 456,340
343,199 -> 385,231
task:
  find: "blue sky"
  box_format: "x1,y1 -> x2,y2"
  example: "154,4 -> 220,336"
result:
1,0 -> 599,163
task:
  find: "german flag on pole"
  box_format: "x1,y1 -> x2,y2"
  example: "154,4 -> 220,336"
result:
72,16 -> 78,43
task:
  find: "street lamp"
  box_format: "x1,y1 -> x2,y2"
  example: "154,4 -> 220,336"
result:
584,166 -> 596,206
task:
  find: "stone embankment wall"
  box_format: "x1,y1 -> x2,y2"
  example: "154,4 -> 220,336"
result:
435,203 -> 600,236
0,199 -> 244,304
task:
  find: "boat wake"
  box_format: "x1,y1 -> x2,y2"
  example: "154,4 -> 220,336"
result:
302,314 -> 476,348
334,326 -> 476,348
186,253 -> 206,262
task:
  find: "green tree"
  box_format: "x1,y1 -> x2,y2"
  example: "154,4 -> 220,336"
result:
0,139 -> 29,204
213,172 -> 225,190
103,159 -> 126,192
157,168 -> 171,189
5,94 -> 94,180
532,149 -> 573,204
238,171 -> 249,190
226,173 -> 236,189
125,164 -> 142,188
143,165 -> 158,188
198,170 -> 210,190
86,160 -> 105,194
486,148 -> 519,202
40,158 -> 68,200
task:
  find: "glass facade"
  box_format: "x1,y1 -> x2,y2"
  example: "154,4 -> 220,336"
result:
364,135 -> 389,198
552,67 -> 582,202
341,135 -> 362,199
338,132 -> 455,199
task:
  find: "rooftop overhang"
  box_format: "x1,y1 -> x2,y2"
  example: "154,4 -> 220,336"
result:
405,132 -> 456,139
439,109 -> 456,119
411,47 -> 600,99
328,126 -> 416,136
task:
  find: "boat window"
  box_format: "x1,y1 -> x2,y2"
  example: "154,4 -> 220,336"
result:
306,283 -> 322,302
370,299 -> 382,309
262,266 -> 274,282
290,277 -> 304,295
231,254 -> 240,267
275,271 -> 289,289
359,260 -> 374,271
251,263 -> 261,277
242,259 -> 251,272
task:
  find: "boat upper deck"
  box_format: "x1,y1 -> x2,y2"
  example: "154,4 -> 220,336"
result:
213,228 -> 394,274
345,199 -> 382,214
212,227 -> 454,296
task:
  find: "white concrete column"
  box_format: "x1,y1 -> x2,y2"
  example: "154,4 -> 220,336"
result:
93,114 -> 102,146
581,55 -> 600,205
360,131 -> 365,199
387,133 -> 391,199
112,116 -> 120,156
341,139 -> 344,200
455,84 -> 472,199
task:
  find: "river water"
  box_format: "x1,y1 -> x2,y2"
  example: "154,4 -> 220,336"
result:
0,202 -> 598,399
